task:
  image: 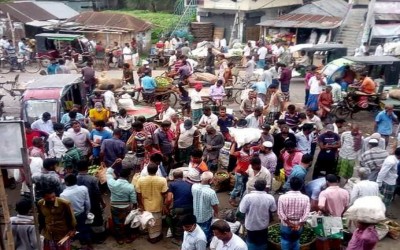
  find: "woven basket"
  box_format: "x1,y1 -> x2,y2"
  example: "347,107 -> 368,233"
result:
155,86 -> 171,92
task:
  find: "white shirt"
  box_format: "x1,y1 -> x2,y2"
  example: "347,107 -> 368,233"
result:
273,46 -> 284,57
375,45 -> 384,56
245,167 -> 272,193
48,133 -> 68,158
308,76 -> 325,95
377,155 -> 399,186
140,164 -> 164,177
31,119 -> 54,134
239,191 -> 276,231
60,185 -> 90,215
331,83 -> 342,103
123,47 -> 132,59
65,128 -> 91,156
168,55 -> 177,66
104,90 -> 118,113
350,180 -> 380,205
213,233 -> 248,250
220,38 -> 227,48
339,131 -> 363,160
306,115 -> 323,131
160,107 -> 176,122
190,90 -> 203,109
243,46 -> 251,57
178,124 -> 197,149
257,46 -> 268,60
198,113 -> 218,130
182,224 -> 207,250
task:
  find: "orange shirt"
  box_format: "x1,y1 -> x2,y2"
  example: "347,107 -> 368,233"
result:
360,77 -> 376,94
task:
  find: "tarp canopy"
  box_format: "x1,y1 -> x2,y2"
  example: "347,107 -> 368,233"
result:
371,24 -> 400,38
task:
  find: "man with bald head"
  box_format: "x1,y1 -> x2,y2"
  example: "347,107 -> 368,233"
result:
375,104 -> 398,148
337,124 -> 363,185
350,167 -> 379,205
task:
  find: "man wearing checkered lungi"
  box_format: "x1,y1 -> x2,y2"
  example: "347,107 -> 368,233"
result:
377,148 -> 400,208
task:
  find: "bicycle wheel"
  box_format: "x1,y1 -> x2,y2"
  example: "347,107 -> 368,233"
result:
0,59 -> 11,74
24,59 -> 41,73
234,89 -> 243,104
162,91 -> 178,107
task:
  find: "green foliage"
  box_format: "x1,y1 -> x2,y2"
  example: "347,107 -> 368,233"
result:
107,10 -> 179,43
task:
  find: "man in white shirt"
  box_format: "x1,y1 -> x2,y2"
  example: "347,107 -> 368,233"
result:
257,45 -> 268,69
375,44 -> 384,56
240,179 -> 276,249
198,106 -> 218,132
190,83 -> 204,125
359,42 -> 368,56
350,167 -> 380,205
48,123 -> 68,159
331,78 -> 343,103
104,84 -> 118,113
245,157 -> 272,193
306,72 -> 326,112
245,107 -> 264,129
167,50 -> 177,69
244,56 -> 256,82
159,100 -> 176,122
295,123 -> 313,155
211,220 -> 247,250
31,112 -> 54,134
376,148 -> 400,208
181,214 -> 207,250
243,42 -> 252,57
260,65 -> 273,87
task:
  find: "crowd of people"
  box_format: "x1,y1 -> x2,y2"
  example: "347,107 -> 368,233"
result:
4,35 -> 400,250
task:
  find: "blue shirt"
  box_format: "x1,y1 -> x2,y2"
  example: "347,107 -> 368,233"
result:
192,184 -> 219,223
283,165 -> 308,190
60,185 -> 91,215
217,114 -> 235,133
375,110 -> 397,135
305,177 -> 326,200
106,168 -> 137,208
251,81 -> 267,94
169,179 -> 193,209
141,75 -> 156,90
100,138 -> 126,167
90,129 -> 112,157
60,113 -> 85,124
47,64 -> 60,75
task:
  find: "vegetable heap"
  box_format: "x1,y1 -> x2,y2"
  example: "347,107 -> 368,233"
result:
268,224 -> 316,245
88,165 -> 101,176
216,172 -> 229,178
155,76 -> 172,88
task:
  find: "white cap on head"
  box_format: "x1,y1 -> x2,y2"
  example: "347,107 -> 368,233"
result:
368,138 -> 379,144
263,141 -> 273,148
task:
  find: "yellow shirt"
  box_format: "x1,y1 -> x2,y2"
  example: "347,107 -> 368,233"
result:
89,108 -> 109,122
136,175 -> 168,212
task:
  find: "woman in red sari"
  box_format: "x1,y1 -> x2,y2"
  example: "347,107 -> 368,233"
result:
318,86 -> 333,119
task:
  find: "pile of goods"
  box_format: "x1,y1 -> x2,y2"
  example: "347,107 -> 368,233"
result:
155,76 -> 173,92
268,224 -> 316,246
191,22 -> 214,43
88,165 -> 101,176
212,171 -> 231,192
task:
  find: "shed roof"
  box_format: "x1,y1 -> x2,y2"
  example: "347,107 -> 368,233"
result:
67,11 -> 152,33
0,1 -> 77,23
33,2 -> 78,20
257,0 -> 348,29
26,74 -> 82,89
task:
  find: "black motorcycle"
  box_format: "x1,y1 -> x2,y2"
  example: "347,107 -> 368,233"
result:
332,91 -> 381,119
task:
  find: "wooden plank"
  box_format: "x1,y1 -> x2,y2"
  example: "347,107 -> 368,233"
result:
245,26 -> 260,42
0,170 -> 14,250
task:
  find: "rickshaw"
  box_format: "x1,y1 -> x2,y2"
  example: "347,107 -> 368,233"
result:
321,56 -> 400,116
35,33 -> 91,67
21,74 -> 86,123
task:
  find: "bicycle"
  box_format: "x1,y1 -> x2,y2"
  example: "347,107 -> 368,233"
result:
0,56 -> 41,74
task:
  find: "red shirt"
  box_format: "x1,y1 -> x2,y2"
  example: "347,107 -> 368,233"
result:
233,150 -> 251,174
25,130 -> 46,148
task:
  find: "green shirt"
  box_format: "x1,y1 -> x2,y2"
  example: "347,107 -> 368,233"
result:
62,147 -> 83,171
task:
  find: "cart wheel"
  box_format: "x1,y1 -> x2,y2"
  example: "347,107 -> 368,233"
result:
24,59 -> 41,73
162,92 -> 178,107
234,89 -> 242,104
0,59 -> 11,74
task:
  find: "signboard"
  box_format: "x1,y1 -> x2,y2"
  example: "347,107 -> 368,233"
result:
0,121 -> 25,167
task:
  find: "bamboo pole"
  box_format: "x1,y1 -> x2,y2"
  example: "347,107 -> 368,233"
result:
0,169 -> 14,250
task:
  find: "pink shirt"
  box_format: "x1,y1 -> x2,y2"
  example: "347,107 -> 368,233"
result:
318,186 -> 350,216
210,85 -> 225,100
278,191 -> 310,226
282,151 -> 303,176
347,226 -> 379,250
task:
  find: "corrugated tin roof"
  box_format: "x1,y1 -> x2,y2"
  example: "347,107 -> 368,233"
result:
258,14 -> 342,29
67,12 -> 152,33
257,0 -> 348,29
0,2 -> 57,23
27,74 -> 82,89
34,2 -> 78,19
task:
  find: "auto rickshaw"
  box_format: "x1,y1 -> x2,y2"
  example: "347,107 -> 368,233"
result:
21,74 -> 86,123
35,33 -> 91,66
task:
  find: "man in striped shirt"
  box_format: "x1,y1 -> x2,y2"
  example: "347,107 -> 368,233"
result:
360,138 -> 389,181
278,177 -> 310,250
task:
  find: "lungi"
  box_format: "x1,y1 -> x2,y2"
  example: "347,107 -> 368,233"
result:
307,94 -> 319,111
337,157 -> 356,179
110,205 -> 131,239
43,239 -> 71,250
148,212 -> 163,239
381,182 -> 396,207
